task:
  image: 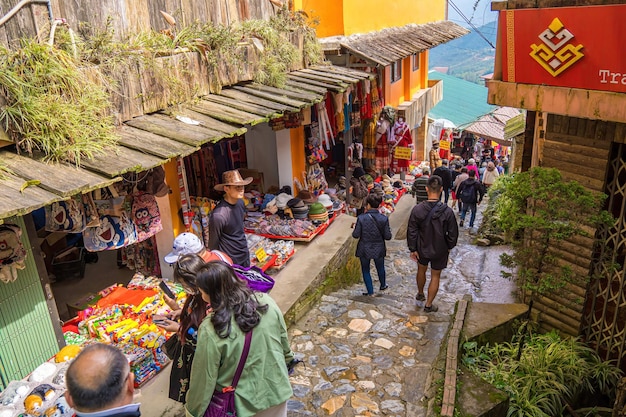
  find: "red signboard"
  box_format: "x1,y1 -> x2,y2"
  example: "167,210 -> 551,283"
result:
500,5 -> 626,93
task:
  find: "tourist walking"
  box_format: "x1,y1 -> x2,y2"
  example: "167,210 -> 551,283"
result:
433,159 -> 452,204
407,175 -> 459,312
457,170 -> 485,229
352,194 -> 392,296
482,161 -> 500,189
411,168 -> 430,203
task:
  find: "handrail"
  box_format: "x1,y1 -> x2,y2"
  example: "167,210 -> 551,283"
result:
0,0 -> 52,28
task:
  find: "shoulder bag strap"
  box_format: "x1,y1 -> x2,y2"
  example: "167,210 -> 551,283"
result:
230,329 -> 253,389
423,202 -> 441,226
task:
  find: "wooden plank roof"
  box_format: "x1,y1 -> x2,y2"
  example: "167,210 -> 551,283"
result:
0,64 -> 370,221
323,21 -> 470,67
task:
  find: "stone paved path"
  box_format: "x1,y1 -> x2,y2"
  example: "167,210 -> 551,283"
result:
286,200 -> 516,416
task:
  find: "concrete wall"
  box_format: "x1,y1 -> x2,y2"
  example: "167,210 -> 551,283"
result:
245,124 -> 279,190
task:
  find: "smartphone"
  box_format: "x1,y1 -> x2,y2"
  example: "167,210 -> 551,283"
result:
158,281 -> 176,299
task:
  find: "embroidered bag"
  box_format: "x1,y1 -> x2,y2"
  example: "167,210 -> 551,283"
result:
44,196 -> 87,233
131,192 -> 163,243
0,224 -> 27,283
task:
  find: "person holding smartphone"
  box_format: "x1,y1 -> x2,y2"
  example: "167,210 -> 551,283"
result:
154,253 -> 232,403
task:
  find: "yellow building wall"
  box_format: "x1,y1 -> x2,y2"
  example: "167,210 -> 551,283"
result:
296,0 -> 446,37
290,127 -> 306,192
343,0 -> 445,34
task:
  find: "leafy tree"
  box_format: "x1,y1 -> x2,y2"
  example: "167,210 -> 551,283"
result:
493,168 -> 612,357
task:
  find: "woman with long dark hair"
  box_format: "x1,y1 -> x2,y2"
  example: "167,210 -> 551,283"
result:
153,253 -> 207,403
184,261 -> 294,417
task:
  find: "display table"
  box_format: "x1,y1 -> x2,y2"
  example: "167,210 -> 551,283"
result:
245,210 -> 341,242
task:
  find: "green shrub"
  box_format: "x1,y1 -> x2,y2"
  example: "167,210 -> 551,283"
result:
463,331 -> 623,417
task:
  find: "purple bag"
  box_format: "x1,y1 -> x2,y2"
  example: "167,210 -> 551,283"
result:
233,265 -> 275,293
203,330 -> 252,417
204,390 -> 236,417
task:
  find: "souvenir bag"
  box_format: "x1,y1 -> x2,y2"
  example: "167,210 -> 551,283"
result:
131,192 -> 163,243
0,224 -> 27,283
306,163 -> 328,192
83,188 -> 138,252
44,196 -> 87,233
233,264 -> 275,293
204,330 -> 252,417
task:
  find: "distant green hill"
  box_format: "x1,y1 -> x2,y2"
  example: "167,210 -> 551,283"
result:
429,20 -> 497,84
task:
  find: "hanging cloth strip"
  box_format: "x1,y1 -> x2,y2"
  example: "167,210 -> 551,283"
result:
316,100 -> 335,150
177,157 -> 194,231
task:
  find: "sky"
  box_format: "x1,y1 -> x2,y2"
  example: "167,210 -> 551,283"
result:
447,0 -> 498,28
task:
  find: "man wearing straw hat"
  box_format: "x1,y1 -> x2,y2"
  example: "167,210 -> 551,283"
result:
208,169 -> 253,267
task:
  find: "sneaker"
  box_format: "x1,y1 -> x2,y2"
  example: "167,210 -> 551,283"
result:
362,292 -> 373,296
459,220 -> 464,227
424,304 -> 438,313
380,285 -> 389,291
415,293 -> 426,301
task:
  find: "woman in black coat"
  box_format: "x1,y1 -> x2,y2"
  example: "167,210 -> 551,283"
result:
352,193 -> 392,295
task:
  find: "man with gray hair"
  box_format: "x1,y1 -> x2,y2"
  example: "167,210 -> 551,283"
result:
65,343 -> 140,417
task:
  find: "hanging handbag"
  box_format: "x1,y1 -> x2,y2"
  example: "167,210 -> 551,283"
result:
204,330 -> 253,417
131,192 -> 163,243
44,195 -> 87,233
83,187 -> 138,252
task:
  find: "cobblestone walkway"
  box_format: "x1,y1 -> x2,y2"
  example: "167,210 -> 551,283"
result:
286,201 -> 515,416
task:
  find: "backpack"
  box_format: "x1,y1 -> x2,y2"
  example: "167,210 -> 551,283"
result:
459,182 -> 476,203
352,177 -> 369,199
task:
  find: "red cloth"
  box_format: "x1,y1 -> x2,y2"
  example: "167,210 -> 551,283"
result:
96,287 -> 158,308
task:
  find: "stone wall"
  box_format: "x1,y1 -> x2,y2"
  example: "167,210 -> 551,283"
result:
284,237 -> 361,327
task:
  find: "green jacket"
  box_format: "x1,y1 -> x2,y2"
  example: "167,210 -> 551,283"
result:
184,293 -> 294,417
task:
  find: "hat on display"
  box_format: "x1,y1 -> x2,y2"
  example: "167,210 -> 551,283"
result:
296,189 -> 317,204
287,198 -> 305,209
382,174 -> 391,182
308,202 -> 326,215
214,169 -> 253,191
275,193 -> 293,209
164,232 -> 204,264
317,194 -> 333,209
308,202 -> 329,222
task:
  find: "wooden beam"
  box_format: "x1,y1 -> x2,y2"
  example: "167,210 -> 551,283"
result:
218,89 -> 300,113
0,152 -> 118,197
116,126 -> 198,159
190,100 -> 267,126
487,80 -> 626,124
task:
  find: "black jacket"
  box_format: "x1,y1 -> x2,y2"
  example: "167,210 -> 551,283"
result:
407,201 -> 458,259
457,178 -> 485,204
352,209 -> 392,259
433,166 -> 452,190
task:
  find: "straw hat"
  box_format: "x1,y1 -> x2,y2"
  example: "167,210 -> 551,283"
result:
214,169 -> 253,191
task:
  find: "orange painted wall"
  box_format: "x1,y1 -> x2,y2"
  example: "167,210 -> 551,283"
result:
296,0 -> 446,37
297,0 -> 344,38
164,159 -> 185,236
290,127 -> 306,192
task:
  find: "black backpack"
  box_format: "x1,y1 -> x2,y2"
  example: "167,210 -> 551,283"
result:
459,182 -> 476,203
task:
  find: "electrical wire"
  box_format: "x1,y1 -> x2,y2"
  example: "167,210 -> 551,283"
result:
449,0 -> 496,49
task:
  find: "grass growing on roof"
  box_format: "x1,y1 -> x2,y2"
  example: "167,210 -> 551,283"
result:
0,40 -> 117,165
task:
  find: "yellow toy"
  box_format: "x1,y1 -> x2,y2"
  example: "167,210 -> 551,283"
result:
55,345 -> 81,363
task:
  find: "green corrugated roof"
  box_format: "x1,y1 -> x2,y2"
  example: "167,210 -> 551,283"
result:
427,71 -> 497,127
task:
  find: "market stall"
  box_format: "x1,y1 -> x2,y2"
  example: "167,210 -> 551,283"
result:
0,273 -> 180,417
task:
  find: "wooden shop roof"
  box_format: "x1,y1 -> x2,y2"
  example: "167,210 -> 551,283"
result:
320,21 -> 470,67
0,65 -> 371,221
